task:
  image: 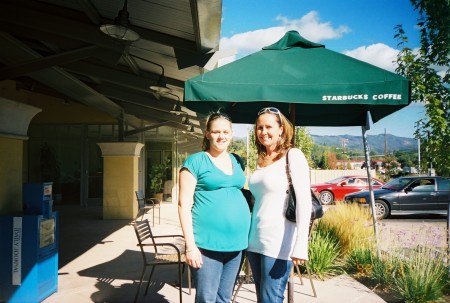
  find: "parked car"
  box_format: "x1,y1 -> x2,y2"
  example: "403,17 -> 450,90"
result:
344,176 -> 450,219
311,175 -> 384,205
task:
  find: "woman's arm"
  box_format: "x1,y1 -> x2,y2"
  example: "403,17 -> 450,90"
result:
289,148 -> 312,264
178,168 -> 203,268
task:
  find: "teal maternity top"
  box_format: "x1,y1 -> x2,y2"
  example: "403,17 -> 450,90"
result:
182,151 -> 250,251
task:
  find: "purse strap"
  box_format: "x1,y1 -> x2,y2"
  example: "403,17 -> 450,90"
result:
231,152 -> 245,172
285,149 -> 293,187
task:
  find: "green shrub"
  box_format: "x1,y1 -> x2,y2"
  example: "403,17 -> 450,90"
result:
306,227 -> 343,279
346,248 -> 400,287
313,203 -> 449,303
346,247 -> 374,276
370,252 -> 399,286
392,246 -> 448,303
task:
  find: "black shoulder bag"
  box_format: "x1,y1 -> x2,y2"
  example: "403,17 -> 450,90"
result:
285,149 -> 324,222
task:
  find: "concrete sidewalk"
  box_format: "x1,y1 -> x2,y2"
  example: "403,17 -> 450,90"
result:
43,203 -> 386,303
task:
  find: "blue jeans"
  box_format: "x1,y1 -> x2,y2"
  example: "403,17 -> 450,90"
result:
247,251 -> 293,303
192,248 -> 242,303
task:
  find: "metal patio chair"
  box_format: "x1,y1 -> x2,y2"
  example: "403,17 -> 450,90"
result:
287,220 -> 317,298
289,260 -> 317,298
135,190 -> 161,226
233,220 -> 317,302
133,219 -> 191,303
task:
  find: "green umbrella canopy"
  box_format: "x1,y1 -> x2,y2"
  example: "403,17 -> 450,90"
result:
184,30 -> 411,126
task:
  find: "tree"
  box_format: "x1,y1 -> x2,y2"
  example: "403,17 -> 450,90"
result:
231,126 -> 259,173
294,127 -> 314,167
234,126 -> 315,173
229,137 -> 246,159
311,144 -> 329,168
393,150 -> 417,169
247,127 -> 258,172
395,0 -> 450,176
317,152 -> 328,169
383,156 -> 402,181
361,160 -> 378,170
327,152 -> 338,169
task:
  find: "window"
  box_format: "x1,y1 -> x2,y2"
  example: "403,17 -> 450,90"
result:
412,185 -> 435,192
346,178 -> 356,185
356,178 -> 367,185
410,178 -> 435,191
437,178 -> 450,191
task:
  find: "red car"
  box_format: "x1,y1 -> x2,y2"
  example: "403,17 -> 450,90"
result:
311,175 -> 385,205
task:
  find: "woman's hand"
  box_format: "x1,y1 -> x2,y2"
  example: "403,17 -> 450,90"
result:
291,257 -> 306,266
185,246 -> 203,268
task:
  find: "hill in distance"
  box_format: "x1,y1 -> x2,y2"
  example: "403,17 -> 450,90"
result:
233,134 -> 417,154
311,134 -> 418,154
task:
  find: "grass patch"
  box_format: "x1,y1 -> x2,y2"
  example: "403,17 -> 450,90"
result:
392,246 -> 448,303
316,203 -> 374,254
309,203 -> 449,302
306,226 -> 343,279
346,247 -> 374,277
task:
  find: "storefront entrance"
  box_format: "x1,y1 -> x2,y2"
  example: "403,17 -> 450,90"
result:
27,124 -> 130,206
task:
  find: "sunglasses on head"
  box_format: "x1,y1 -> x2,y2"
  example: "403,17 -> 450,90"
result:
258,107 -> 282,121
208,111 -> 231,122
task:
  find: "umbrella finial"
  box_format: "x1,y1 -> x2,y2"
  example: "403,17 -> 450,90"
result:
263,30 -> 324,50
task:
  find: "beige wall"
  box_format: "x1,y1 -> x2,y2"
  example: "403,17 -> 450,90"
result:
99,142 -> 144,219
0,81 -> 124,217
0,137 -> 23,214
0,80 -> 115,125
102,156 -> 139,219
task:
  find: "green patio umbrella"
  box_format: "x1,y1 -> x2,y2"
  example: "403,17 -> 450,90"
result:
184,31 -> 411,283
184,30 -> 411,126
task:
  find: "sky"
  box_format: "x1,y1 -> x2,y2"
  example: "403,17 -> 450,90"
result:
218,0 -> 424,139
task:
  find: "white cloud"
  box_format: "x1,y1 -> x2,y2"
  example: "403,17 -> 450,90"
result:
218,11 -> 350,65
274,12 -> 350,42
218,11 -> 411,75
218,55 -> 237,66
342,44 -> 399,72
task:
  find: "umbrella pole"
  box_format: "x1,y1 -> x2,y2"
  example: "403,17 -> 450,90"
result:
287,103 -> 295,302
289,104 -> 296,145
361,125 -> 380,258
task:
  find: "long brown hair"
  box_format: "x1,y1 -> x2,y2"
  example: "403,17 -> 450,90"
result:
254,108 -> 293,159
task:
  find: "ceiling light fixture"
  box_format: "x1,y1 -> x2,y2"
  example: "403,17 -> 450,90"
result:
150,74 -> 171,94
182,124 -> 196,135
183,113 -> 190,125
100,0 -> 140,42
166,93 -> 184,115
131,54 -> 172,94
170,100 -> 184,115
187,124 -> 196,134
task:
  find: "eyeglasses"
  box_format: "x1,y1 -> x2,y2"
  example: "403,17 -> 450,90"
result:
258,107 -> 282,122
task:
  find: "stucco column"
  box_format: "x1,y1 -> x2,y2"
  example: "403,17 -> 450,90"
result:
97,142 -> 144,219
0,98 -> 41,214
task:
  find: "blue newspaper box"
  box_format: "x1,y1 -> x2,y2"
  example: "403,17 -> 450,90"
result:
0,182 -> 58,302
0,212 -> 59,302
23,182 -> 53,216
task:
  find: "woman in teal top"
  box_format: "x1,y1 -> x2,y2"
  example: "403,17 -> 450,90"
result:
178,112 -> 250,303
